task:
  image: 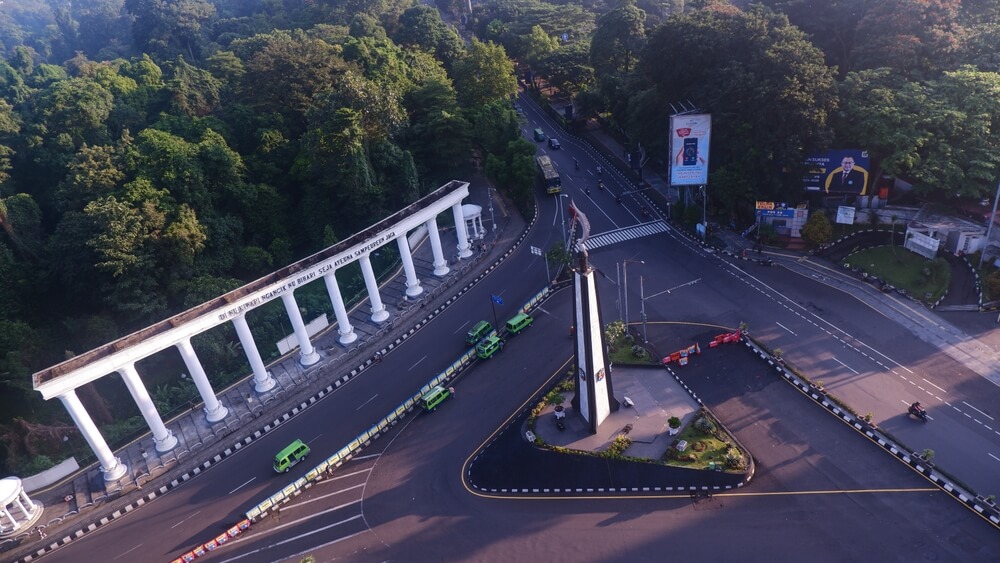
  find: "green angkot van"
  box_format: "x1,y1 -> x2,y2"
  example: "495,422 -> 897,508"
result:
465,320 -> 493,346
421,386 -> 451,411
273,439 -> 310,473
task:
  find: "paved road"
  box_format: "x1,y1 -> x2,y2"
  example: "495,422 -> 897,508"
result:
36,90 -> 1000,562
235,292 -> 1000,562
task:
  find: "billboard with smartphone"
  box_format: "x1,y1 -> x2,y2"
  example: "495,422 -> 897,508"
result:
670,114 -> 711,186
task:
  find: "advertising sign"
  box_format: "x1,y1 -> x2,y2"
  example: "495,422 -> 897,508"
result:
836,206 -> 856,225
803,150 -> 870,194
755,202 -> 794,218
905,230 -> 940,259
670,114 -> 711,186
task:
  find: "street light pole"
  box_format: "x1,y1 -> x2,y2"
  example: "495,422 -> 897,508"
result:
641,275 -> 647,344
617,262 -> 622,321
488,184 -> 497,233
559,194 -> 570,249
623,259 -> 644,328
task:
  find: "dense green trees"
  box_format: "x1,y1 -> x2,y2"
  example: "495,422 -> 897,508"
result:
630,6 -> 837,218
0,0 -> 527,475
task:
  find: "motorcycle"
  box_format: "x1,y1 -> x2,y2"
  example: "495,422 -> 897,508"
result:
641,207 -> 651,219
574,159 -> 580,170
585,186 -> 591,195
908,404 -> 928,422
598,181 -> 605,190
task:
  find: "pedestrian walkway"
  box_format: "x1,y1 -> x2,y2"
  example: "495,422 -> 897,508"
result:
584,220 -> 668,251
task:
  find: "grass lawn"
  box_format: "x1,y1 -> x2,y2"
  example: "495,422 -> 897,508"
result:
843,245 -> 950,301
607,333 -> 657,365
662,422 -> 735,471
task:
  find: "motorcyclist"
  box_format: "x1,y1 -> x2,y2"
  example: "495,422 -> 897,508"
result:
574,158 -> 579,170
585,186 -> 591,195
598,181 -> 605,190
596,165 -> 603,175
909,401 -> 924,413
616,194 -> 622,204
642,206 -> 650,218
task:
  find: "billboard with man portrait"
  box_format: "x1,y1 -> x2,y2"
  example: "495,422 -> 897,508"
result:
669,114 -> 711,186
803,150 -> 870,195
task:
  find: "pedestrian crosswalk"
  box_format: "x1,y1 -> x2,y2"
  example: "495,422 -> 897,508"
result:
582,220 -> 668,250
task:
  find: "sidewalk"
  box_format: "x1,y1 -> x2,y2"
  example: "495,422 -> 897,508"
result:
9,176 -> 526,560
534,365 -> 700,460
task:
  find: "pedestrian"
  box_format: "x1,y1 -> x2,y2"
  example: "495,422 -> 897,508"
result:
448,386 -> 456,398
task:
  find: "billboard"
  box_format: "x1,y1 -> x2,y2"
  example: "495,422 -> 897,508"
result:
803,150 -> 870,194
755,201 -> 794,218
670,114 -> 711,186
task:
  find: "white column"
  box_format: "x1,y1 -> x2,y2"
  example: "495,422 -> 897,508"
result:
13,497 -> 28,518
397,235 -> 423,297
359,254 -> 390,322
1,507 -> 15,532
58,390 -> 127,481
453,203 -> 472,258
281,292 -> 321,366
427,217 -> 449,276
233,314 -> 276,393
118,363 -> 177,453
176,338 -> 229,423
18,490 -> 35,512
323,271 -> 357,344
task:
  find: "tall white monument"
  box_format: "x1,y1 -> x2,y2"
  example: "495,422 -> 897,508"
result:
568,204 -> 619,433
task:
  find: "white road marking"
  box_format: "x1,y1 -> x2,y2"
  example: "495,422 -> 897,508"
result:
454,320 -> 471,334
408,355 -> 427,371
833,357 -> 859,375
356,394 -> 378,411
923,378 -> 947,393
171,509 -> 203,529
963,401 -> 995,421
280,483 -> 365,511
114,544 -> 144,560
216,511 -> 364,562
775,322 -> 797,336
990,453 -> 1000,463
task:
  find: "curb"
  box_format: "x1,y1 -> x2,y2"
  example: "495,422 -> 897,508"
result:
741,337 -> 1000,529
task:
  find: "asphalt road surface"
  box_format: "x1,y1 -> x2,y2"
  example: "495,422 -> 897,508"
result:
37,93 -> 1000,562
216,291 -> 1000,562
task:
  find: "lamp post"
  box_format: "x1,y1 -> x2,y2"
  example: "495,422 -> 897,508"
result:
623,259 -> 644,327
559,193 -> 570,249
700,185 -> 708,238
639,277 -> 701,343
488,184 -> 497,233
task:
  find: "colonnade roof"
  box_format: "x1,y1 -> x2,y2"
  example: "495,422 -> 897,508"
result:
33,181 -> 470,398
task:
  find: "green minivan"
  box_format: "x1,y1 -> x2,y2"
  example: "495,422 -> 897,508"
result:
420,386 -> 451,411
465,320 -> 493,346
273,439 -> 310,473
505,312 -> 534,335
533,128 -> 546,142
476,334 -> 504,359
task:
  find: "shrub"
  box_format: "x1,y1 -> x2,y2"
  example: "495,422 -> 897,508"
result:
623,333 -> 635,345
725,447 -> 745,469
19,455 -> 57,475
602,435 -> 632,458
545,390 -> 565,405
605,320 -> 626,342
668,416 -> 681,429
630,344 -> 646,358
694,416 -> 716,434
